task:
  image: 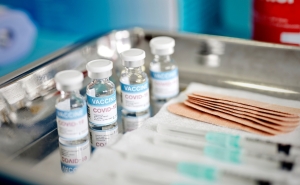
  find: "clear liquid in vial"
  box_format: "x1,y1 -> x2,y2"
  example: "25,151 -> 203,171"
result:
86,78 -> 118,148
120,66 -> 150,118
56,90 -> 89,141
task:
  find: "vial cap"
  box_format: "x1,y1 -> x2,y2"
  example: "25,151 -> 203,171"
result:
150,36 -> 175,55
55,70 -> 83,91
86,59 -> 113,73
121,49 -> 145,67
86,59 -> 113,79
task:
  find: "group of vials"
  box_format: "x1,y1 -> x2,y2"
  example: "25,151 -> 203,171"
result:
54,37 -> 179,173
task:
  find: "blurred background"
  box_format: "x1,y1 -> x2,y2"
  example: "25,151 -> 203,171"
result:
0,0 -> 299,78
0,1 -> 300,184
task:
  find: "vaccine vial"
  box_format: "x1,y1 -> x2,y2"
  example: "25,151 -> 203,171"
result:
55,70 -> 89,140
86,59 -> 118,148
120,49 -> 150,116
149,36 -> 179,101
122,109 -> 150,133
59,135 -> 91,173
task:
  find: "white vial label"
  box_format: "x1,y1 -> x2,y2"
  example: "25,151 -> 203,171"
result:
59,140 -> 91,173
121,81 -> 150,112
123,113 -> 150,132
56,101 -> 88,139
90,126 -> 118,148
150,68 -> 179,99
87,91 -> 117,126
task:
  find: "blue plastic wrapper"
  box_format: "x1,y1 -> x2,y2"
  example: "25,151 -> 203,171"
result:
0,7 -> 36,66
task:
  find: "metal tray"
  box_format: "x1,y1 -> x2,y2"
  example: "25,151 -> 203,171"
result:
0,28 -> 300,184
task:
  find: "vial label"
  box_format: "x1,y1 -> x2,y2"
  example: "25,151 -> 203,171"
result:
56,101 -> 88,139
87,91 -> 117,126
150,68 -> 179,99
90,125 -> 118,148
123,112 -> 150,132
121,81 -> 150,112
59,140 -> 91,173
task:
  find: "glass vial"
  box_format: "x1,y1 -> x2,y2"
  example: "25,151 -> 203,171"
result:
149,37 -> 179,101
55,70 -> 89,141
120,49 -> 150,117
59,135 -> 90,173
122,109 -> 150,133
86,59 -> 118,148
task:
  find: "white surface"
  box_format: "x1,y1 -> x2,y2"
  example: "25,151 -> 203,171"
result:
32,83 -> 300,184
153,82 -> 300,145
107,126 -> 297,184
86,59 -> 113,73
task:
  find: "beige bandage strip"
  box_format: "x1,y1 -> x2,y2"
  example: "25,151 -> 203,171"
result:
167,103 -> 273,136
188,95 -> 294,118
188,99 -> 299,126
189,93 -> 300,118
187,100 -> 297,132
188,97 -> 300,123
193,92 -> 300,115
184,101 -> 284,135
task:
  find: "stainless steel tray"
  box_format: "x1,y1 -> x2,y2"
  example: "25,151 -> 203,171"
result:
0,28 -> 300,184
